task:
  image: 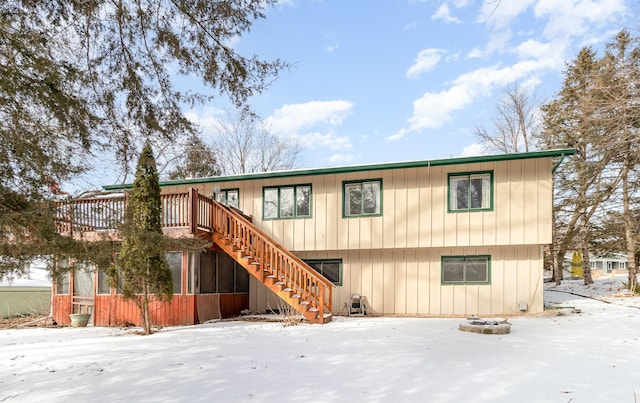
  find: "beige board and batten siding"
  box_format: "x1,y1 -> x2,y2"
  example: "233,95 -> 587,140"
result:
188,157 -> 553,251
141,151 -> 567,317
249,245 -> 544,316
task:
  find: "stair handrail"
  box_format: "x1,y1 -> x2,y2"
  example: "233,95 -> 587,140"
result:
210,198 -> 333,315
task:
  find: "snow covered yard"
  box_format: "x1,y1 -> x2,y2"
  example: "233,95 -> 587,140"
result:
2,278 -> 640,403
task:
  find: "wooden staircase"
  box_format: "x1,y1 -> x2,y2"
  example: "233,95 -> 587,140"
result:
207,199 -> 333,324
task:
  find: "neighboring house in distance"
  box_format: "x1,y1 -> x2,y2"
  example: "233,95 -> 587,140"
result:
51,149 -> 574,326
0,262 -> 51,319
590,253 -> 629,278
561,252 -> 629,279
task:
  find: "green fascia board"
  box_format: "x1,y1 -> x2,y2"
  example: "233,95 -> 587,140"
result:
103,148 -> 577,190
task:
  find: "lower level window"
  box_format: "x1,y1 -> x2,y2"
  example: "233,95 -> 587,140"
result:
305,259 -> 342,286
442,255 -> 490,284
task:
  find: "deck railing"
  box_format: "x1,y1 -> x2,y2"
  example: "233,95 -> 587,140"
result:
55,191 -> 195,235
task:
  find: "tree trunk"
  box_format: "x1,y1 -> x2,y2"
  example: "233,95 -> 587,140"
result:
554,248 -> 565,285
580,217 -> 593,285
622,160 -> 638,293
142,298 -> 151,335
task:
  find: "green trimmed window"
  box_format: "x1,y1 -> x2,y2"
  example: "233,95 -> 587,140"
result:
214,188 -> 239,209
448,172 -> 492,212
343,179 -> 382,217
263,184 -> 311,219
442,256 -> 490,284
305,259 -> 342,286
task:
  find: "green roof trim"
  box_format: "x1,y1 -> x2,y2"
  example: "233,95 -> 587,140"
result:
103,148 -> 576,190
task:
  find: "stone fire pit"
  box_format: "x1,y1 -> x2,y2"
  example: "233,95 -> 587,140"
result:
459,319 -> 511,334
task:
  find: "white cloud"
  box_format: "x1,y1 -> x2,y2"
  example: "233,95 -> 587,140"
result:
290,131 -> 352,151
534,0 -> 626,40
453,0 -> 473,7
432,3 -> 462,24
478,0 -> 535,29
466,30 -> 513,59
389,56 -> 558,140
406,48 -> 444,79
403,21 -> 418,31
328,153 -> 356,164
325,43 -> 340,53
184,107 -> 225,135
265,100 -> 354,134
460,142 -> 490,157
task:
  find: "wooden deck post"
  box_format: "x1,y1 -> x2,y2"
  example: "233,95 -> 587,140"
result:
189,188 -> 198,234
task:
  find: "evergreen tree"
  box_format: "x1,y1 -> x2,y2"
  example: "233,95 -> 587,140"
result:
540,47 -> 621,285
115,143 -> 172,335
0,0 -> 284,279
540,30 -> 640,288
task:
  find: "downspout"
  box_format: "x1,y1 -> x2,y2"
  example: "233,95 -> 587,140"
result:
552,153 -> 566,174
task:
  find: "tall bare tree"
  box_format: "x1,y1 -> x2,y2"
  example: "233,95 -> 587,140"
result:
212,110 -> 300,175
474,82 -> 539,153
163,134 -> 221,180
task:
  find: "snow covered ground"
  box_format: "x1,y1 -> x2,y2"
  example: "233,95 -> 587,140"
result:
2,277 -> 640,402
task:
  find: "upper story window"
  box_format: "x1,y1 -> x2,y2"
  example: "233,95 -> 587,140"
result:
441,255 -> 491,284
263,184 -> 311,220
448,171 -> 493,212
343,179 -> 382,217
214,188 -> 239,209
305,259 -> 342,286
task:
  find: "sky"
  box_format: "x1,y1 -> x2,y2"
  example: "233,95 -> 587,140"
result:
72,0 -> 635,192
2,277 -> 640,402
187,0 -> 633,169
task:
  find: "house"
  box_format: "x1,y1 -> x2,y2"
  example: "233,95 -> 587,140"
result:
51,148 -> 575,326
559,252 -> 629,279
0,262 -> 51,319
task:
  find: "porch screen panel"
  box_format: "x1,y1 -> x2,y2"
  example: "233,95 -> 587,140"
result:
235,266 -> 249,292
73,263 -> 94,298
200,251 -> 216,294
166,252 -> 182,294
217,252 -> 235,293
97,267 -> 110,294
55,259 -> 70,294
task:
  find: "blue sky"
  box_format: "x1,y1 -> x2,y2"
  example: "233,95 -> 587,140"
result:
75,0 -> 634,191
193,0 -> 631,169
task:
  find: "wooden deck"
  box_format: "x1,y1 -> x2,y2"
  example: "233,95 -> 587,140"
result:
55,188 -> 333,324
